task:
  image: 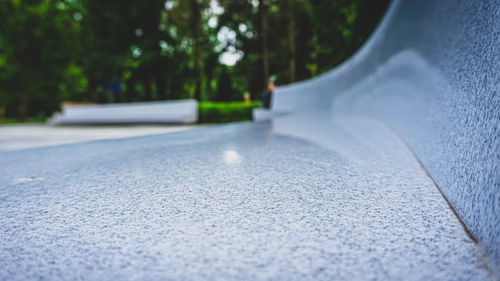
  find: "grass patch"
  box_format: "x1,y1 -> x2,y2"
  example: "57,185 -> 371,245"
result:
0,118 -> 47,125
198,101 -> 261,123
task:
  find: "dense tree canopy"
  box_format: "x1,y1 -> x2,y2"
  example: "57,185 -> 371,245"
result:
0,0 -> 389,120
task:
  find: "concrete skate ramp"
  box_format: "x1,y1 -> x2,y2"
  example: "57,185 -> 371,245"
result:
273,0 -> 499,268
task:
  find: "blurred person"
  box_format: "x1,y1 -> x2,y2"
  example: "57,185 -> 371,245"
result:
261,76 -> 276,109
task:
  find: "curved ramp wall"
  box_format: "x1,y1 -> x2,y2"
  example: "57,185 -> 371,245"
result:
272,0 -> 500,269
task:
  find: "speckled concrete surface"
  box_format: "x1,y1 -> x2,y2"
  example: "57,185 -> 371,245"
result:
0,120 -> 494,280
272,0 -> 500,269
0,124 -> 197,151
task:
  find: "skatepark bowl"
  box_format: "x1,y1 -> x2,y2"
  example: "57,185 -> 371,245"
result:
0,0 -> 499,280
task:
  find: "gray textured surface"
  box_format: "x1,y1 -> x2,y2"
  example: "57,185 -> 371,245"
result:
273,0 -> 500,269
0,125 -> 196,151
0,121 -> 494,280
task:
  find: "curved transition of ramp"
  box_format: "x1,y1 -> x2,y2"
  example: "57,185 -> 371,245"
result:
272,0 -> 499,270
0,122 -> 494,280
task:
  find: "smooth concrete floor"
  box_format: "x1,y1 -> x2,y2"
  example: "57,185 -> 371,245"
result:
0,116 -> 496,280
0,124 -> 197,150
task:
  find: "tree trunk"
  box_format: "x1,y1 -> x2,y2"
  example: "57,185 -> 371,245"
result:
190,0 -> 202,101
88,75 -> 99,102
156,75 -> 167,100
144,77 -> 153,101
287,0 -> 296,83
309,27 -> 319,77
125,78 -> 135,102
18,63 -> 33,121
259,0 -> 270,93
18,82 -> 29,122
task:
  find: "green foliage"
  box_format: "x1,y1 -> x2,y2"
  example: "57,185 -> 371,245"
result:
0,0 -> 83,120
198,101 -> 260,123
0,0 -> 389,121
0,117 -> 47,125
214,67 -> 235,101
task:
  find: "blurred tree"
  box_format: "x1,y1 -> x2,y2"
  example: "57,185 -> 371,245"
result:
0,0 -> 83,120
218,0 -> 261,99
167,0 -> 211,101
215,67 -> 234,101
258,0 -> 269,93
0,0 -> 390,120
285,0 -> 296,83
189,0 -> 203,101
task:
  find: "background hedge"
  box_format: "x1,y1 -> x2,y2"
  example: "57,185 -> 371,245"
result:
198,102 -> 261,123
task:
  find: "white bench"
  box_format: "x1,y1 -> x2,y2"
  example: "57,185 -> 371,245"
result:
50,99 -> 198,125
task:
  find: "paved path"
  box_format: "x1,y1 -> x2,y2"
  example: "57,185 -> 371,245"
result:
0,117 -> 495,280
0,124 -> 197,150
